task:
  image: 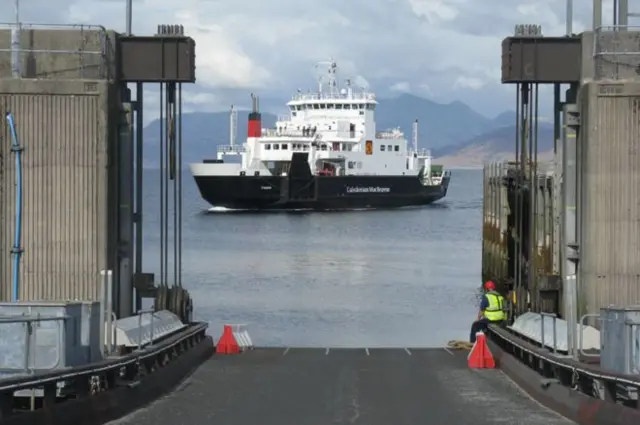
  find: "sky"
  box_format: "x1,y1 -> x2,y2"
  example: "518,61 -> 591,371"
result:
3,0 -> 625,120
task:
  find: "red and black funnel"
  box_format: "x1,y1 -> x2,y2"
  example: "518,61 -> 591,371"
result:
248,93 -> 262,138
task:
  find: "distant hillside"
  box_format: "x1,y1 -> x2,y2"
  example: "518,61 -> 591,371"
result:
142,94 -> 536,168
372,94 -> 510,147
432,123 -> 555,168
491,111 -> 517,127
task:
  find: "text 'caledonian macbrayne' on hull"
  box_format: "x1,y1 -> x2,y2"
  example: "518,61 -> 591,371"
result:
190,59 -> 451,211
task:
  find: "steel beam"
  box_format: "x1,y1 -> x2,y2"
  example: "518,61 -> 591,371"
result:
117,35 -> 196,83
501,36 -> 581,84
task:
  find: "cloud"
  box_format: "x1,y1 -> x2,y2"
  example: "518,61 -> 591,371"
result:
390,82 -> 412,93
1,0 -> 606,116
453,76 -> 484,91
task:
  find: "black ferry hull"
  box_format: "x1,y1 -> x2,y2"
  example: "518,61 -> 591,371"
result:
193,152 -> 449,211
193,174 -> 449,211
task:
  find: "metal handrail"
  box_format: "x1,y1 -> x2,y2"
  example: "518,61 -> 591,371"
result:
0,315 -> 68,375
579,313 -> 600,357
625,318 -> 640,376
136,308 -> 156,350
0,322 -> 207,392
489,324 -> 640,387
539,312 -> 558,353
0,315 -> 68,324
217,145 -> 246,153
0,23 -> 108,31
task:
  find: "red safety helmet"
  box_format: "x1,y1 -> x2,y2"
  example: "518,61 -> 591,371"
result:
484,281 -> 496,291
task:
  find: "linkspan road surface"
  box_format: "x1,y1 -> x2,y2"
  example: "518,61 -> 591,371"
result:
109,347 -> 575,425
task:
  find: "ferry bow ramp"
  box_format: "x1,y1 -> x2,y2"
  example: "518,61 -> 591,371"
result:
110,347 -> 574,425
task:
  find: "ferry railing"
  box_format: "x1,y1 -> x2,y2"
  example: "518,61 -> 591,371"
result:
488,323 -> 640,407
376,131 -> 404,139
217,145 -> 246,154
262,129 -> 315,138
291,92 -> 376,101
0,23 -> 113,80
407,148 -> 432,158
0,321 -> 208,416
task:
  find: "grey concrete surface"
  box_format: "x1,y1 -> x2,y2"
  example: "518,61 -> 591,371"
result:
0,27 -> 114,79
0,79 -> 118,302
108,348 -> 575,425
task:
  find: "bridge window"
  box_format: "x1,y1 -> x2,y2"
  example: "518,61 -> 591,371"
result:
265,144 -> 271,150
357,162 -> 362,169
380,144 -> 386,151
348,161 -> 355,169
281,144 -> 288,150
394,145 -> 399,152
273,144 -> 280,150
387,145 -> 392,151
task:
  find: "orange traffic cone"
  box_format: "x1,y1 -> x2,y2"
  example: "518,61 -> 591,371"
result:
467,331 -> 495,368
216,325 -> 240,354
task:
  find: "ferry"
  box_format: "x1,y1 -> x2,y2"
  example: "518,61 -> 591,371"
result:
190,60 -> 451,211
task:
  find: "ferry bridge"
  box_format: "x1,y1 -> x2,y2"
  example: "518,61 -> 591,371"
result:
1,0 -> 640,424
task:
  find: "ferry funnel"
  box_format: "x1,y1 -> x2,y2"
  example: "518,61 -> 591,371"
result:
248,93 -> 262,138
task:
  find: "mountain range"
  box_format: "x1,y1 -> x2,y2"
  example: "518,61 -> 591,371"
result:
142,93 -> 554,168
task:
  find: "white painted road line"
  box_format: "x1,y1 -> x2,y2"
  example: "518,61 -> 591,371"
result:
282,347 -> 290,356
325,348 -> 330,355
404,348 -> 412,356
365,348 -> 370,356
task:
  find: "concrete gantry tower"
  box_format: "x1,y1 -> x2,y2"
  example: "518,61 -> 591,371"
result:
498,0 -> 640,358
0,23 -> 196,321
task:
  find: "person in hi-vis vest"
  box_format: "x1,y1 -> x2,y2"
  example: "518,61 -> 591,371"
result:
469,280 -> 507,343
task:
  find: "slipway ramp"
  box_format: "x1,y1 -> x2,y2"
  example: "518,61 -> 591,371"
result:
109,347 -> 574,425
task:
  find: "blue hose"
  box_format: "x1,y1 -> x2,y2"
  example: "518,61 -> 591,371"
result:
7,112 -> 22,302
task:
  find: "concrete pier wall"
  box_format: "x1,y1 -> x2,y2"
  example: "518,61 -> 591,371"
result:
0,24 -> 121,302
0,26 -> 116,80
579,81 -> 640,319
0,79 -> 118,301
